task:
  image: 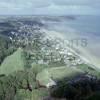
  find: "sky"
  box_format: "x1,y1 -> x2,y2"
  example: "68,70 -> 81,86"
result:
0,0 -> 100,15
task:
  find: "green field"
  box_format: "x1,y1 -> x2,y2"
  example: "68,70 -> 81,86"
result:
36,63 -> 100,87
77,64 -> 100,78
14,88 -> 48,100
36,66 -> 84,86
31,88 -> 48,100
31,63 -> 49,75
0,48 -> 25,75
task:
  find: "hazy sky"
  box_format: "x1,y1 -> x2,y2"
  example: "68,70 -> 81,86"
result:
0,0 -> 100,15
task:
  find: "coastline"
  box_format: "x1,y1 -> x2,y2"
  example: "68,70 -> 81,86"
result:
43,29 -> 100,70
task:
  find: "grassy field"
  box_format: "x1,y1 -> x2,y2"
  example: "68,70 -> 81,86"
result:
31,63 -> 49,75
0,48 -> 25,75
77,64 -> 100,78
36,66 -> 84,86
31,88 -> 48,100
14,88 -> 48,100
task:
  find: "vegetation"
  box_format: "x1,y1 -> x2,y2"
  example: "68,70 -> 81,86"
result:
0,35 -> 16,64
14,88 -> 48,100
86,92 -> 100,100
77,64 -> 100,78
50,75 -> 100,100
0,48 -> 25,75
36,66 -> 84,86
0,18 -> 100,100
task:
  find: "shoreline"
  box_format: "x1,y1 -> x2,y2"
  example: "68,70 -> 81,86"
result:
43,29 -> 100,70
